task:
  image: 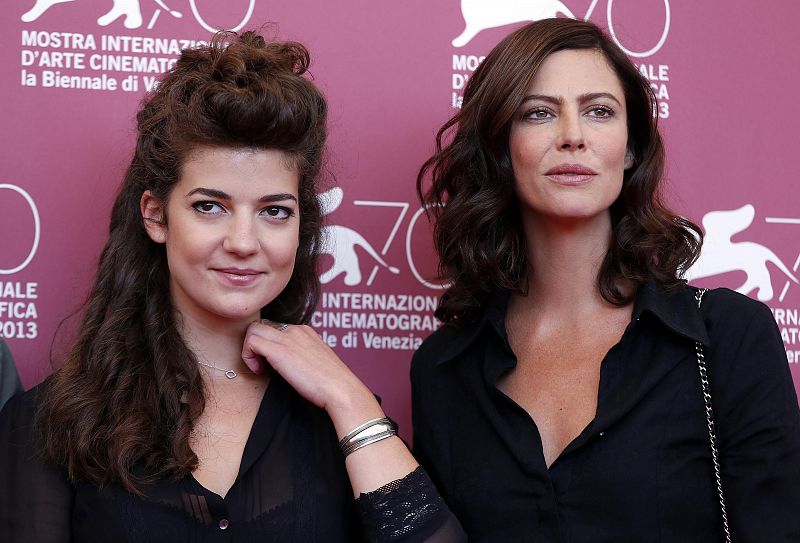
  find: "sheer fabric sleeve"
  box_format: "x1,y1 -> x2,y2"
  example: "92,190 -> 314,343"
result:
0,388 -> 74,543
354,466 -> 466,542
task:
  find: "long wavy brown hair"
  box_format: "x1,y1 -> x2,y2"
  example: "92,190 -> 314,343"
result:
417,19 -> 702,323
36,31 -> 328,494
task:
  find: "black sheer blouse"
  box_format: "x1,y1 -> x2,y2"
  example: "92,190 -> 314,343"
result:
0,375 -> 463,542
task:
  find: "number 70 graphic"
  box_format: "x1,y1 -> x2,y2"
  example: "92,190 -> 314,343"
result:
350,199 -> 448,290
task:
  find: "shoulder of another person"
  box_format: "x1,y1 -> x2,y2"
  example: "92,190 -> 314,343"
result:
698,286 -> 773,333
411,320 -> 480,374
696,287 -> 789,391
0,381 -> 45,428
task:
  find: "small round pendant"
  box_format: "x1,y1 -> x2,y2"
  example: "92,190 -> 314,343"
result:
224,370 -> 237,379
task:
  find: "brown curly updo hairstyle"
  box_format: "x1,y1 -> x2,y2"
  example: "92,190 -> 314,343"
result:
36,30 -> 327,494
417,18 -> 701,323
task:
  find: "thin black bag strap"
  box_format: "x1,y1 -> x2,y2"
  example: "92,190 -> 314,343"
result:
694,288 -> 732,543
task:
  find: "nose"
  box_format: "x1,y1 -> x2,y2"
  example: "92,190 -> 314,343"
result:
556,110 -> 585,151
223,214 -> 259,256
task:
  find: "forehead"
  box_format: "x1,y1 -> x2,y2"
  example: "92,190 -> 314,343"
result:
178,146 -> 299,194
528,48 -> 624,99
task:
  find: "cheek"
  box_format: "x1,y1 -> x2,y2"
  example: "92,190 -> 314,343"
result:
509,135 -> 527,172
166,227 -> 212,266
509,139 -> 542,195
510,132 -> 548,178
268,229 -> 300,268
600,128 -> 629,167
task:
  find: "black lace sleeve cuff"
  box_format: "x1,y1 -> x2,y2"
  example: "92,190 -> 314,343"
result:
355,466 -> 449,542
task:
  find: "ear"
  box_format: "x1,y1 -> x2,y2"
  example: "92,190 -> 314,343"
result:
624,148 -> 635,170
140,190 -> 167,244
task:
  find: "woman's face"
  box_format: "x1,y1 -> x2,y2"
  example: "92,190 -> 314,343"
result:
509,48 -> 630,224
142,146 -> 300,327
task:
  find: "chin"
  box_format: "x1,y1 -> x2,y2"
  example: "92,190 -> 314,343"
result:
549,198 -> 616,221
211,300 -> 267,322
545,206 -> 607,222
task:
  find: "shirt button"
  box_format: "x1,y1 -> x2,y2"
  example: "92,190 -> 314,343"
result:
599,432 -> 605,437
219,519 -> 230,530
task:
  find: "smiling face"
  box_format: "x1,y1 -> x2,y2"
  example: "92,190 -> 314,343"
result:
509,48 -> 630,224
141,146 -> 300,328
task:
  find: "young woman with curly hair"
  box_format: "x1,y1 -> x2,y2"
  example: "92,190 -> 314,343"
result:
0,31 -> 463,542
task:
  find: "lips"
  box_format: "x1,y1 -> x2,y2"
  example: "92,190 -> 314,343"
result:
216,267 -> 260,275
544,163 -> 598,185
213,268 -> 264,285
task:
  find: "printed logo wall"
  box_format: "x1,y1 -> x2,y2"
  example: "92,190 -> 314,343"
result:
3,0 -> 260,383
2,1 -> 799,430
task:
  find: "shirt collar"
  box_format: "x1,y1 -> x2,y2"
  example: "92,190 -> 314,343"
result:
632,279 -> 710,346
433,289 -> 509,366
433,279 -> 709,366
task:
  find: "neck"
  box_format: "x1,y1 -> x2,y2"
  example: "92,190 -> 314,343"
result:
518,210 -> 618,316
176,310 -> 261,381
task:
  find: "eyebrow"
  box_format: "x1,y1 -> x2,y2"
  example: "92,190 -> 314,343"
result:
185,187 -> 297,203
520,92 -> 622,107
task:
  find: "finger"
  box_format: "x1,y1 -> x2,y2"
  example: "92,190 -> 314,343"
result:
245,320 -> 287,344
242,349 -> 265,374
248,322 -> 320,354
242,329 -> 302,373
260,319 -> 290,332
242,333 -> 275,374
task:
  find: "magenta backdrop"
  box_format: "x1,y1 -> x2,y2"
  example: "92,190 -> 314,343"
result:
2,0 -> 800,437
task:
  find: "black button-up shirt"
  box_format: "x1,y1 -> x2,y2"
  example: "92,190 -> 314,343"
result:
411,282 -> 800,542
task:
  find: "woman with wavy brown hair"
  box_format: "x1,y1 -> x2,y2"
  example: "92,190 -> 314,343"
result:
413,18 -> 800,541
0,31 -> 464,542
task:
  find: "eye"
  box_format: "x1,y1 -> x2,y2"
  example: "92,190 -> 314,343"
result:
261,206 -> 294,220
587,106 -> 614,118
523,107 -> 554,121
192,201 -> 225,214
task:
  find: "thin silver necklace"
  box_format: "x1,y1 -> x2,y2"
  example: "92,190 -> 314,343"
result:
197,360 -> 251,379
